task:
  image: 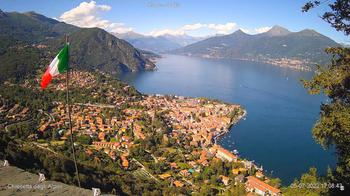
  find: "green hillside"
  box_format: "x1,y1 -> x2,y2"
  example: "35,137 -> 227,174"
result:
0,10 -> 78,43
0,46 -> 40,82
0,9 -> 155,82
46,28 -> 155,74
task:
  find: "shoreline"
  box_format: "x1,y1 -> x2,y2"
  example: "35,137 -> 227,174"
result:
147,93 -> 250,161
169,53 -> 312,71
146,93 -> 247,148
213,109 -> 247,144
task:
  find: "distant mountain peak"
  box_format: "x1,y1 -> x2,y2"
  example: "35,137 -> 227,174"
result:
229,29 -> 248,36
161,33 -> 188,38
235,29 -> 246,34
23,11 -> 40,17
0,9 -> 7,17
114,31 -> 146,39
264,25 -> 291,36
24,11 -> 36,14
124,31 -> 142,36
271,25 -> 287,29
23,11 -> 58,24
227,29 -> 250,38
297,29 -> 321,36
173,24 -> 340,65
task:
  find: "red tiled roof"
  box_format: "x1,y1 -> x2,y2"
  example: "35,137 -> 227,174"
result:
246,176 -> 280,194
217,146 -> 237,159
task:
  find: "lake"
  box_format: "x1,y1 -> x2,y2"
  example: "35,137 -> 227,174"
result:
119,54 -> 336,185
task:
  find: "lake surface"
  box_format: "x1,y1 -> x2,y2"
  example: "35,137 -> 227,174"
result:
119,54 -> 335,185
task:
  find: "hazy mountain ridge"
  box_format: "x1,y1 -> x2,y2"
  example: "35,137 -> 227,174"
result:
173,25 -> 341,67
114,31 -> 204,53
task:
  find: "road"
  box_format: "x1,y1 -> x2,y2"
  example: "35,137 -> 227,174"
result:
74,103 -> 115,109
4,119 -> 30,133
38,109 -> 54,121
31,142 -> 59,155
131,158 -> 160,183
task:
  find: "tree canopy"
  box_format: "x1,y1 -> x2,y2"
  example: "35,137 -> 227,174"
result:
302,0 -> 350,194
302,0 -> 350,35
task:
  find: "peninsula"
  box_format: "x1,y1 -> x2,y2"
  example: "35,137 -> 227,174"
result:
0,70 -> 281,195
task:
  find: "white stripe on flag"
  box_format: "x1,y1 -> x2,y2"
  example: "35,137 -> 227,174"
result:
48,56 -> 60,77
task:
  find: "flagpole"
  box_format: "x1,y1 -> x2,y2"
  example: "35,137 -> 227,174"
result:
65,34 -> 81,187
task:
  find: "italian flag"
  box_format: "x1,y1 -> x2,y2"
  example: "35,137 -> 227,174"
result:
41,44 -> 69,89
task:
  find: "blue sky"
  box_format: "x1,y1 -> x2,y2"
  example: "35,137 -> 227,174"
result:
0,0 -> 348,43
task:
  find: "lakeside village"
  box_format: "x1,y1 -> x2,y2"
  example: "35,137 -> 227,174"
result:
195,51 -> 312,71
1,71 -> 282,195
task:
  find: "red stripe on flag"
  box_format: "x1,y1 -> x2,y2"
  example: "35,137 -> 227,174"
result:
41,69 -> 52,89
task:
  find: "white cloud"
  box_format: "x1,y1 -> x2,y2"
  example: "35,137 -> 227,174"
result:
147,23 -> 205,36
239,26 -> 272,34
147,22 -> 237,37
181,23 -> 205,31
254,26 -> 272,33
59,1 -> 132,34
207,22 -> 237,34
58,1 -> 271,37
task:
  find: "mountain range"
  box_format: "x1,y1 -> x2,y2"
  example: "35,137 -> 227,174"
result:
0,8 -> 343,81
172,25 -> 341,66
0,9 -> 155,82
114,31 -> 204,53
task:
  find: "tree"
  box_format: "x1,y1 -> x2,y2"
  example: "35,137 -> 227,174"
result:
303,47 -> 350,194
283,167 -> 327,196
76,135 -> 92,145
302,0 -> 350,35
224,183 -> 246,196
268,177 -> 282,188
302,0 -> 350,194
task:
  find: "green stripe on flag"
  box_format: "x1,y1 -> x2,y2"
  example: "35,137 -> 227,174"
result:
57,44 -> 69,74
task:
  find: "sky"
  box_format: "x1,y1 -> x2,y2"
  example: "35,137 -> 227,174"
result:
0,0 -> 348,43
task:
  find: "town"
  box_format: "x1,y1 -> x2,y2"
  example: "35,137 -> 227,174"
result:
199,52 -> 312,71
1,70 -> 282,195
